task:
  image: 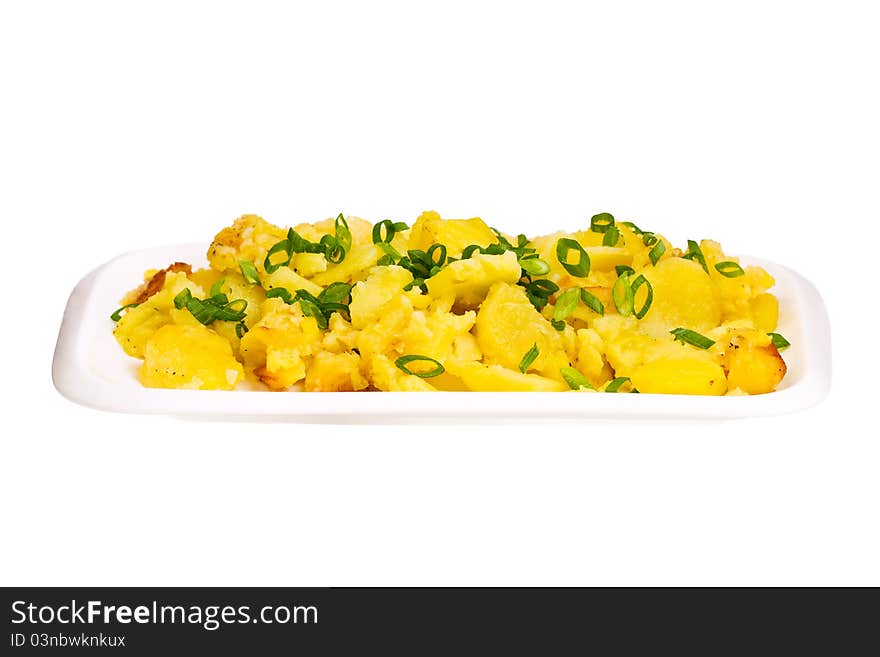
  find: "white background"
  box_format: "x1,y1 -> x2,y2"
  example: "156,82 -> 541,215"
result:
1,1 -> 877,585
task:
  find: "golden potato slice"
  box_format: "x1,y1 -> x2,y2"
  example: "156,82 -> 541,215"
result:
239,300 -> 323,390
639,257 -> 721,331
304,351 -> 369,392
447,360 -> 567,392
207,214 -> 286,274
407,210 -> 497,256
350,266 -> 414,329
114,272 -> 202,358
425,251 -> 521,309
140,324 -> 243,390
583,246 -> 633,272
265,267 -> 323,298
726,342 -> 786,394
630,357 -> 727,395
749,293 -> 779,332
475,282 -> 570,379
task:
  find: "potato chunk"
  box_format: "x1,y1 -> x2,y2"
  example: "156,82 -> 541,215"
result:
239,300 -> 323,390
447,360 -> 567,392
725,340 -> 786,395
475,282 -> 570,379
630,357 -> 727,395
140,324 -> 243,390
369,354 -> 438,391
425,251 -> 521,309
304,352 -> 369,392
407,211 -> 497,257
350,266 -> 414,329
207,214 -> 286,274
114,272 -> 202,358
638,257 -> 721,331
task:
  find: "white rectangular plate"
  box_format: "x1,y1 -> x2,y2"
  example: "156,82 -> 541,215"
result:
53,244 -> 830,420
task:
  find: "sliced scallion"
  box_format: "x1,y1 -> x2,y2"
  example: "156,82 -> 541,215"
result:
519,256 -> 551,277
519,343 -> 540,373
335,213 -> 352,254
612,272 -> 634,316
715,261 -> 744,278
683,240 -> 708,274
768,332 -> 791,350
238,260 -> 261,285
648,240 -> 665,265
631,274 -> 654,320
670,327 -> 715,349
580,289 -> 605,316
590,212 -> 615,233
602,225 -> 620,247
555,238 -> 591,277
552,288 -> 581,328
560,367 -> 594,390
110,303 -> 139,322
395,354 -> 445,378
605,377 -> 630,393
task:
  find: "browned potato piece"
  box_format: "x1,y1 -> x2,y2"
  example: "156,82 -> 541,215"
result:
726,343 -> 787,394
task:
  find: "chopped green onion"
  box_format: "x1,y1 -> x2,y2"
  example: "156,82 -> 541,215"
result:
579,289 -> 604,316
670,327 -> 715,349
642,232 -> 658,247
590,212 -> 615,233
335,213 -> 352,254
426,243 -> 447,268
555,238 -> 591,278
264,239 -> 293,274
615,265 -> 634,277
213,298 -> 248,321
518,343 -> 540,373
319,282 -> 353,305
209,278 -> 225,299
523,278 -> 559,311
605,376 -> 630,393
266,287 -> 295,304
518,342 -> 541,371
560,367 -> 594,390
631,274 -> 654,319
372,219 -> 400,244
395,354 -> 445,378
648,240 -> 665,265
768,332 -> 791,350
715,261 -> 744,278
173,287 -> 247,325
110,303 -> 139,322
552,288 -> 580,328
602,225 -> 620,247
235,321 -> 248,339
621,221 -> 643,235
612,272 -> 634,316
238,260 -> 261,285
376,241 -> 402,262
299,298 -> 329,329
461,244 -> 482,259
321,234 -> 345,264
519,256 -> 551,277
173,288 -> 192,309
683,240 -> 708,273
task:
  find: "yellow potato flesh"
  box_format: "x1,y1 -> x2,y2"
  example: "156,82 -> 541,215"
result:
630,357 -> 727,395
117,212 -> 788,396
140,324 -> 243,390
